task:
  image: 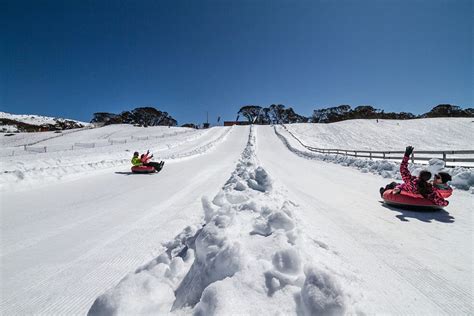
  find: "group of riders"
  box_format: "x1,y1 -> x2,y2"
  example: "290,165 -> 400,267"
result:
379,146 -> 452,207
131,145 -> 452,207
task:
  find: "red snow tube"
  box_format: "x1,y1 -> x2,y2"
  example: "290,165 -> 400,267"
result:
131,165 -> 156,174
383,189 -> 451,210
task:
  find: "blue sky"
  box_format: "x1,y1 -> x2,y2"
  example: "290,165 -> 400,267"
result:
1,0 -> 472,125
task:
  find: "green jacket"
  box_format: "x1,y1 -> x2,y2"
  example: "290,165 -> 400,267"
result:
131,156 -> 142,166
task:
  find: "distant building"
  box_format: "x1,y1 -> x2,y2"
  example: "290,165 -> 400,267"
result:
223,121 -> 251,126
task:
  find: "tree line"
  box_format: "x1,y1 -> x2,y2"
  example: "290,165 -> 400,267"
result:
237,104 -> 474,124
91,107 -> 177,127
89,104 -> 473,128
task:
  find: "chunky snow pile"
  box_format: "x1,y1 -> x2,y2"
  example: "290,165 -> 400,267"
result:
88,126 -> 362,315
0,126 -> 232,191
275,126 -> 474,192
286,118 -> 474,151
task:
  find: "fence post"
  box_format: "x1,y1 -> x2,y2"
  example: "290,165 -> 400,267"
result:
369,152 -> 372,160
24,145 -> 27,151
355,151 -> 357,157
411,153 -> 414,164
383,152 -> 385,159
44,146 -> 47,153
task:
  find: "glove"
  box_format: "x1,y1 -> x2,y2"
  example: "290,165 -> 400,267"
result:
405,146 -> 414,157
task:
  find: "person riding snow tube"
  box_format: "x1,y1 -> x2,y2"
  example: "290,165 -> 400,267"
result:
381,146 -> 450,210
131,151 -> 163,174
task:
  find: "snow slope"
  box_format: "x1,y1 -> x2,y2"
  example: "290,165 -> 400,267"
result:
0,124 -> 196,154
0,126 -> 227,191
0,111 -> 90,133
1,120 -> 472,315
0,111 -> 90,126
275,125 -> 474,191
286,118 -> 474,151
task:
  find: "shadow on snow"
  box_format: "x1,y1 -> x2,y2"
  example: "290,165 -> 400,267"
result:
114,171 -> 156,176
380,202 -> 455,223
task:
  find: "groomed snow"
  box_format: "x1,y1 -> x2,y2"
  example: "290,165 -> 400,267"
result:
1,119 -> 473,315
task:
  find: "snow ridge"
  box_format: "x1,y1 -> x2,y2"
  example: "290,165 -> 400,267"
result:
274,125 -> 474,192
160,125 -> 233,161
88,126 -> 360,315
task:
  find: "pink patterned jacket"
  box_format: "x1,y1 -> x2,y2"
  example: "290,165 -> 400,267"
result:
396,155 -> 449,206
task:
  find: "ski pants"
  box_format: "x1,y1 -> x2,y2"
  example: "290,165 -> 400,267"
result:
144,161 -> 162,171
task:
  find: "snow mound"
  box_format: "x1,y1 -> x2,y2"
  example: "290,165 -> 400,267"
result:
88,126 -> 361,315
275,126 -> 474,192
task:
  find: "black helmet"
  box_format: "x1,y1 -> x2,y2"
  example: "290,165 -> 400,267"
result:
133,151 -> 139,156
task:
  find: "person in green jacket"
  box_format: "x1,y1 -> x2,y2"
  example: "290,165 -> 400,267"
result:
131,151 -> 142,166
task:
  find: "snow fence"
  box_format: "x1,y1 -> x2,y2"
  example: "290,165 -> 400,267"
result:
88,126 -> 362,315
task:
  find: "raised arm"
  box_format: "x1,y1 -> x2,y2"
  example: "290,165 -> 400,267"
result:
400,146 -> 416,186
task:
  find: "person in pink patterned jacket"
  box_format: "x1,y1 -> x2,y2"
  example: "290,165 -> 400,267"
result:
392,146 -> 448,206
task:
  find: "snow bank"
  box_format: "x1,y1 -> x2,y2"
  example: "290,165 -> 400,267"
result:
88,126 -> 361,315
275,126 -> 474,192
